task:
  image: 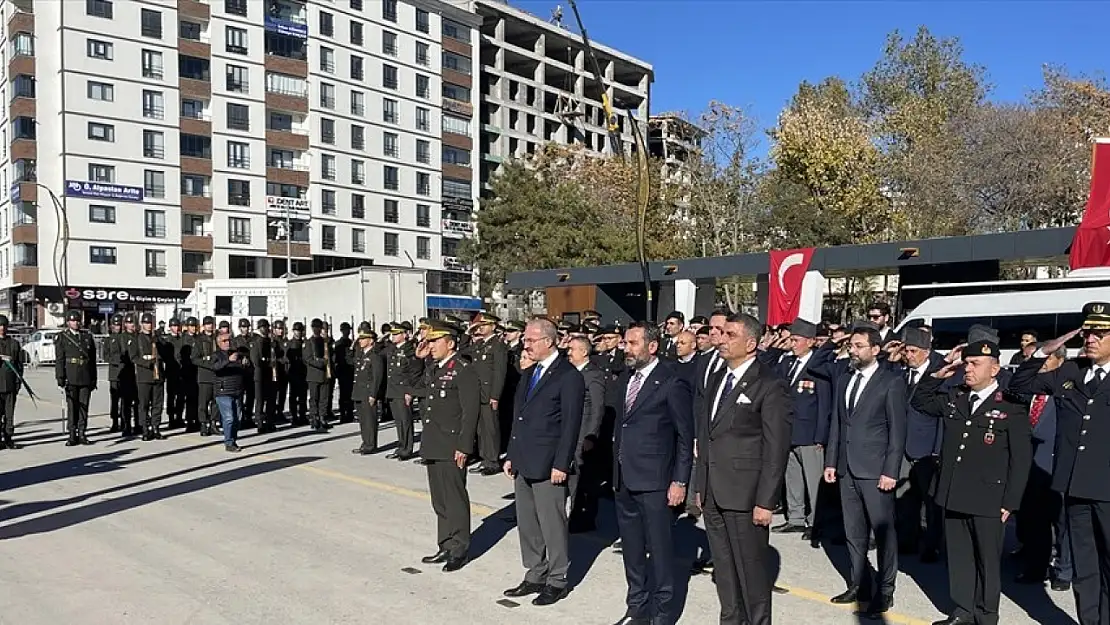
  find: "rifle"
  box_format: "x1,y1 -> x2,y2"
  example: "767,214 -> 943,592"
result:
151,333 -> 160,381
271,331 -> 278,382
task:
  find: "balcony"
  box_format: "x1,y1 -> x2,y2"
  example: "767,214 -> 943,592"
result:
443,163 -> 471,181
265,90 -> 308,114
264,53 -> 308,78
441,219 -> 473,237
180,110 -> 212,135
181,271 -> 213,289
182,233 -> 213,253
443,131 -> 473,151
442,256 -> 472,272
11,93 -> 35,118
10,182 -> 37,203
267,240 -> 311,258
8,7 -> 33,35
266,127 -> 309,151
181,156 -> 212,176
179,37 -> 211,58
13,266 -> 37,286
11,138 -> 36,161
180,77 -> 211,99
178,0 -> 210,20
9,54 -> 34,78
146,264 -> 168,278
266,163 -> 309,186
11,223 -> 37,244
181,195 -> 213,214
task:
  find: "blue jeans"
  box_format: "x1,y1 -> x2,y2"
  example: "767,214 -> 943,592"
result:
214,395 -> 240,446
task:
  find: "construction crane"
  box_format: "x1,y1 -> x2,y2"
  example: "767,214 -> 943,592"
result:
566,0 -> 623,157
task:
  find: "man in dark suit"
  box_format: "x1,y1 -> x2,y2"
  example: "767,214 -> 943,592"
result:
694,313 -> 792,625
503,317 -> 584,607
611,323 -> 694,625
823,326 -> 907,617
689,309 -> 730,574
566,335 -> 606,533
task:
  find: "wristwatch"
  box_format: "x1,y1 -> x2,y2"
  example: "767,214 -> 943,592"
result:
673,481 -> 687,487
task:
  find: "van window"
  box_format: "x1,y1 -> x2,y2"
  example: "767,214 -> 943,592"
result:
931,317 -> 991,350
929,313 -> 1085,351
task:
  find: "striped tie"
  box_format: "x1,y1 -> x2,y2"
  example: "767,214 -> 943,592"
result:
625,371 -> 643,413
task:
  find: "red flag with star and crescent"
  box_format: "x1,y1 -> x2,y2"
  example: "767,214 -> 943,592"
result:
1069,140 -> 1110,270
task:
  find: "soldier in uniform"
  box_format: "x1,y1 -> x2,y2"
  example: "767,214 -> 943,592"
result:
445,315 -> 470,352
164,318 -> 186,428
129,312 -> 167,441
55,309 -> 97,446
192,316 -> 219,436
415,320 -> 481,572
912,338 -> 1032,625
249,319 -> 277,433
305,318 -> 332,432
464,312 -> 507,476
334,321 -> 355,423
272,319 -> 289,422
233,318 -> 255,425
385,322 -> 424,460
105,314 -> 126,434
0,314 -> 24,449
322,321 -> 337,421
286,321 -> 309,426
180,317 -> 201,432
352,323 -> 385,454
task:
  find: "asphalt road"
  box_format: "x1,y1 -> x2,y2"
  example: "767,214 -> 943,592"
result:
0,366 -> 1079,625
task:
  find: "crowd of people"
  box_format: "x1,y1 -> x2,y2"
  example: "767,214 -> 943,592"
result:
8,300 -> 1110,625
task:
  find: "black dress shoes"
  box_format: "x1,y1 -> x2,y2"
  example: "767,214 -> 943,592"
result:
920,549 -> 940,563
351,447 -> 375,455
830,587 -> 860,604
1051,578 -> 1071,592
503,581 -> 545,598
532,585 -> 570,606
442,556 -> 467,572
385,452 -> 401,459
862,595 -> 893,618
421,549 -> 449,564
932,616 -> 974,625
771,522 -> 806,534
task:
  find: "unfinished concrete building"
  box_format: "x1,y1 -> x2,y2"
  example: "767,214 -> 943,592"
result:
648,114 -> 705,179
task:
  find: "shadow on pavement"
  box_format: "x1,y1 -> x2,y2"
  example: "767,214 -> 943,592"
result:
0,450 -> 136,492
469,501 -> 517,562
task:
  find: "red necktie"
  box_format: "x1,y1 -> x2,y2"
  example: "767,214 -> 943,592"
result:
1030,395 -> 1048,428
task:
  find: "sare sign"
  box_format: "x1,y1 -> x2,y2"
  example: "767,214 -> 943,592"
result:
66,288 -> 130,301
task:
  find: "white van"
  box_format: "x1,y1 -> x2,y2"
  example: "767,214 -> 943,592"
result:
894,286 -> 1110,363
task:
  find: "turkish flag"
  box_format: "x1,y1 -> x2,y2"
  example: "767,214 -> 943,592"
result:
768,247 -> 816,326
1069,141 -> 1110,270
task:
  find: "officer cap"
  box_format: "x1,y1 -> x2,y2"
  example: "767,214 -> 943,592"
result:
901,326 -> 931,350
470,312 -> 500,327
690,315 -> 709,326
110,314 -> 123,325
123,313 -> 137,324
967,323 -> 999,345
504,320 -> 525,333
357,321 -> 374,339
202,316 -> 216,326
257,318 -> 270,329
169,318 -> 181,327
1082,302 -> 1110,330
582,319 -> 601,334
665,310 -> 685,323
272,319 -> 285,330
310,318 -> 324,329
185,316 -> 199,327
400,320 -> 413,333
218,320 -> 231,329
696,325 -> 711,336
557,320 -> 573,333
424,320 -> 457,341
582,309 -> 601,320
444,314 -> 464,326
599,324 -> 621,337
238,318 -> 251,329
66,309 -> 82,322
339,321 -> 351,331
565,323 -> 584,335
816,323 -> 831,338
0,315 -> 8,327
141,312 -> 154,324
964,339 -> 1000,360
789,318 -> 817,339
389,322 -> 406,335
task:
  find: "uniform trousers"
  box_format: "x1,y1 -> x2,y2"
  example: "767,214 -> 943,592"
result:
64,386 -> 92,435
289,377 -> 308,422
1018,466 -> 1064,579
338,375 -> 354,421
427,459 -> 471,558
197,383 -> 216,428
307,382 -> 328,425
109,380 -> 122,427
514,475 -> 570,588
390,398 -> 415,456
137,382 -> 165,432
274,371 -> 288,419
166,374 -> 184,422
784,444 -> 823,527
0,391 -> 16,437
944,510 -> 1005,625
1068,497 -> 1110,625
180,378 -> 199,428
253,376 -> 274,427
897,456 -> 943,554
477,403 -> 501,467
356,398 -> 379,450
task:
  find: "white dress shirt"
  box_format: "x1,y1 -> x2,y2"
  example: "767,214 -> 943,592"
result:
844,361 -> 880,410
712,356 -> 756,417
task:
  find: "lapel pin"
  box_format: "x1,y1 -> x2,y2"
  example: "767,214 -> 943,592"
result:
1063,381 -> 1075,390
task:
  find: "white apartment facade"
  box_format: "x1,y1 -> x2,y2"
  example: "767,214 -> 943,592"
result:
0,0 -> 481,327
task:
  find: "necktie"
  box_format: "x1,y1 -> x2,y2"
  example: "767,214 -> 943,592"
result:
527,364 -> 543,397
704,353 -> 719,388
1088,368 -> 1105,396
625,371 -> 643,413
969,392 -> 982,414
907,369 -> 917,387
1029,395 -> 1048,428
787,358 -> 800,384
715,373 -> 735,420
847,372 -> 863,413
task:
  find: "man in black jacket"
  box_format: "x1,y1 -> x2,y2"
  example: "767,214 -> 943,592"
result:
212,330 -> 246,452
192,317 -> 219,436
56,309 -> 98,446
128,312 -> 166,441
385,322 -> 424,460
565,335 -> 607,533
304,318 -> 332,433
351,323 -> 385,455
0,315 -> 23,449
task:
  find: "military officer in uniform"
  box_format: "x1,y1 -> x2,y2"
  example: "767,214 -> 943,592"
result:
416,320 -> 481,572
334,321 -> 355,423
105,313 -> 126,434
180,317 -> 201,432
465,312 -> 508,476
304,318 -> 333,432
250,319 -> 277,433
912,338 -> 1032,625
352,323 -> 385,455
118,313 -> 140,436
164,318 -> 186,428
287,321 -> 309,425
0,314 -> 23,449
272,319 -> 289,422
233,318 -> 255,424
385,322 -> 424,460
192,316 -> 219,436
55,309 -> 97,446
129,312 -> 166,440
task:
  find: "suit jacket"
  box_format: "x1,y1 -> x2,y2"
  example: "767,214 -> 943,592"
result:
768,348 -> 832,447
825,365 -> 907,480
612,360 -> 695,492
508,355 -> 585,481
903,352 -> 949,460
694,358 -> 793,512
576,362 -> 606,461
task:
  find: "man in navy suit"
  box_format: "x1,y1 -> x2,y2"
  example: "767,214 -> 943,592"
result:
611,323 -> 694,625
823,326 -> 907,617
503,317 -> 584,607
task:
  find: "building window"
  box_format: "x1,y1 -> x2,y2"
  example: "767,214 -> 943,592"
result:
86,0 -> 113,19
352,229 -> 366,253
181,134 -> 212,159
443,83 -> 470,102
351,160 -> 365,185
321,225 -> 336,250
144,170 -> 166,198
382,64 -> 398,90
351,0 -> 363,10
383,166 -> 399,191
442,51 -> 471,75
383,132 -> 398,158
416,139 -> 430,164
320,82 -> 335,109
319,47 -> 335,73
227,103 -> 250,131
145,250 -> 167,277
11,33 -> 34,57
321,118 -> 335,144
12,118 -> 34,140
88,164 -> 115,182
226,65 -> 249,93
13,75 -> 35,99
269,149 -> 297,169
383,0 -> 397,22
228,179 -> 250,205
416,107 -> 430,131
227,142 -> 250,169
417,236 -> 430,260
180,21 -> 202,41
416,42 -> 430,67
351,90 -> 365,116
443,146 -> 470,166
182,174 -> 208,197
352,194 -> 365,219
319,11 -> 334,37
383,98 -> 398,124
443,178 -> 471,199
142,50 -> 164,79
267,73 -> 306,97
321,154 -> 336,180
87,81 -> 114,102
351,125 -> 365,150
351,56 -> 364,81
383,199 -> 398,223
416,204 -> 430,227
417,173 -> 431,196
89,205 -> 116,224
321,189 -> 336,215
90,246 -> 117,264
442,115 -> 470,136
225,0 -> 248,17
416,75 -> 430,99
382,31 -> 397,56
142,90 -> 165,119
442,19 -> 469,42
226,26 -> 248,54
141,9 -> 163,39
143,130 -> 166,158
384,232 -> 399,256
228,217 -> 251,244
145,210 -> 167,238
416,9 -> 429,33
87,39 -> 113,60
350,21 -> 363,46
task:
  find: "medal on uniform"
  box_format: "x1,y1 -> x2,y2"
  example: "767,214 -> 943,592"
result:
984,431 -> 995,445
440,390 -> 446,398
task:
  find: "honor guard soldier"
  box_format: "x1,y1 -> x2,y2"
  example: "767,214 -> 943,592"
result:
164,318 -> 186,428
334,322 -> 355,423
464,312 -> 508,476
0,315 -> 24,449
180,317 -> 201,432
351,322 -> 385,454
415,320 -> 481,572
304,318 -> 333,432
912,338 -> 1032,625
129,312 -> 167,440
106,313 -> 126,434
233,318 -> 255,424
192,316 -> 219,436
286,321 -> 309,425
249,319 -> 277,433
271,319 -> 289,422
118,313 -> 140,436
385,321 -> 424,460
55,309 -> 97,446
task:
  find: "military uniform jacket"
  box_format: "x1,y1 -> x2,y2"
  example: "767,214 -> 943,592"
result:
334,336 -> 353,377
286,337 -> 306,378
178,334 -> 198,380
231,333 -> 255,377
0,336 -> 23,393
385,340 -> 424,399
191,332 -> 218,384
417,353 -> 481,461
106,331 -> 125,383
249,333 -> 275,381
912,376 -> 1032,516
464,336 -> 507,404
272,336 -> 287,375
55,329 -> 98,387
162,334 -> 183,377
128,332 -> 166,384
352,345 -> 385,401
304,335 -> 330,383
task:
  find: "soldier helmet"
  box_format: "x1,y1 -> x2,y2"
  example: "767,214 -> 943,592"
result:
400,320 -> 413,333
357,321 -> 374,339
0,315 -> 8,327
257,318 -> 270,329
292,321 -> 305,332
272,319 -> 285,330
185,316 -> 199,327
238,317 -> 251,329
123,313 -> 137,325
218,319 -> 231,330
340,321 -> 352,331
110,314 -> 123,325
141,312 -> 155,324
310,318 -> 324,329
202,316 -> 216,326
66,309 -> 83,322
169,317 -> 181,327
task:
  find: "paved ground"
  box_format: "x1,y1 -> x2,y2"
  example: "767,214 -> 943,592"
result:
0,367 -> 1079,625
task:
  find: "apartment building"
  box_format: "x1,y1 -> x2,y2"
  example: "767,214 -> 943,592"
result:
0,0 -> 482,326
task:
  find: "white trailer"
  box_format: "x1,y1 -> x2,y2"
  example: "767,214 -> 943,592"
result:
178,278 -> 289,325
286,267 -> 427,329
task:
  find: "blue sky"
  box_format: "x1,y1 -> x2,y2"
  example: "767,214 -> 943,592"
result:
516,0 -> 1105,144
